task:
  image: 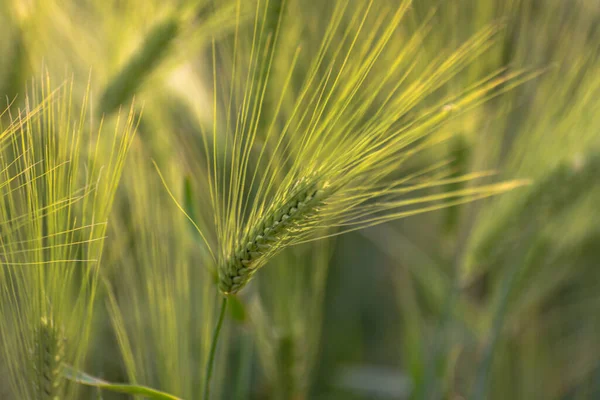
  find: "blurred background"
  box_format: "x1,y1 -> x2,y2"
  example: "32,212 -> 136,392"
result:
1,0 -> 599,399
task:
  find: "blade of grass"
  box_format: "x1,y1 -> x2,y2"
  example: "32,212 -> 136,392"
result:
203,296 -> 228,400
63,365 -> 182,400
469,240 -> 542,400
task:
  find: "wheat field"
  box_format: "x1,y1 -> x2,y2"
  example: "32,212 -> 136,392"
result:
0,0 -> 599,399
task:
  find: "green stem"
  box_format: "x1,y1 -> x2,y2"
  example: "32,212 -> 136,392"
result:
203,296 -> 228,400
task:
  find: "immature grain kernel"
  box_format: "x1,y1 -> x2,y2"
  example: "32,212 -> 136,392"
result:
219,179 -> 329,294
31,317 -> 65,400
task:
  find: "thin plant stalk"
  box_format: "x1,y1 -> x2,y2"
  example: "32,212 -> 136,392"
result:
203,296 -> 228,400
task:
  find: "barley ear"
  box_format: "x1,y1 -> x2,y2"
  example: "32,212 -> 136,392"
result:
219,178 -> 329,294
98,16 -> 180,116
31,317 -> 66,400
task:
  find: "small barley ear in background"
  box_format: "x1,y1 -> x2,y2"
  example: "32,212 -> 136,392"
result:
31,317 -> 66,400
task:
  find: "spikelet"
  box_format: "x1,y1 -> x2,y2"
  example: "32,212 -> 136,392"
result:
31,317 -> 66,400
220,178 -> 329,294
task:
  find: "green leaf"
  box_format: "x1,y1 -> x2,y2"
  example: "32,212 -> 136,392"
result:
63,365 -> 183,400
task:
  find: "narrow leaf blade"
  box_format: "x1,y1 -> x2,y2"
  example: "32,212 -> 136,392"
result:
63,365 -> 183,400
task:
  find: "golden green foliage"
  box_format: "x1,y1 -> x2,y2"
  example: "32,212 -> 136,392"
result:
1,0 -> 240,118
380,1 -> 600,398
252,240 -> 332,400
0,80 -> 135,399
96,0 -> 242,116
2,0 -> 597,399
102,145 -> 229,399
189,0 -> 530,295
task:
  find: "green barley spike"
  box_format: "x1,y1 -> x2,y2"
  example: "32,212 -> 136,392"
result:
32,317 -> 66,400
219,178 -> 329,294
98,16 -> 180,116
